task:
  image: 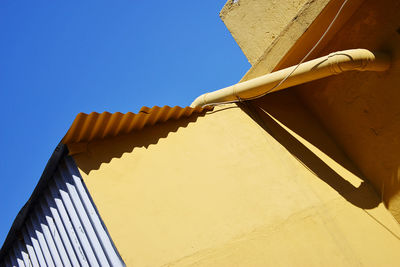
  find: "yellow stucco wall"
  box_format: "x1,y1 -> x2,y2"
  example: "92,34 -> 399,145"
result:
220,0 -> 366,71
239,0 -> 365,80
220,0 -> 310,65
72,102 -> 400,266
293,0 -> 400,220
227,0 -> 400,222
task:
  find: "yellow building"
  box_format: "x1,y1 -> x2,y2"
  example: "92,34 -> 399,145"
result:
2,0 -> 400,266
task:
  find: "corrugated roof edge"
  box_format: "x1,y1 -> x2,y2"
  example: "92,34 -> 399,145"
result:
62,105 -> 213,145
0,143 -> 68,261
0,105 -> 213,259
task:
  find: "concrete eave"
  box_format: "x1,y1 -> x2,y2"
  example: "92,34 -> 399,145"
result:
220,0 -> 365,82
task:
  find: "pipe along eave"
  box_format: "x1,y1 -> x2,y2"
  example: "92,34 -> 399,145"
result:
191,49 -> 391,108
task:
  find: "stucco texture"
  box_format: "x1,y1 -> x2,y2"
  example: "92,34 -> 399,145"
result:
293,0 -> 400,220
229,0 -> 400,222
220,0 -> 310,65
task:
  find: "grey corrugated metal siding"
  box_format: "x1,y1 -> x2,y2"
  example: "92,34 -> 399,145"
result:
1,156 -> 125,267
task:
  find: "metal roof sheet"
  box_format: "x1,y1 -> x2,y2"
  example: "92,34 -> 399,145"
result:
62,105 -> 212,144
1,105 -> 213,262
0,153 -> 125,267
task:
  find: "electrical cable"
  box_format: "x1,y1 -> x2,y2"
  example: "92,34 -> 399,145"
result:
203,0 -> 349,108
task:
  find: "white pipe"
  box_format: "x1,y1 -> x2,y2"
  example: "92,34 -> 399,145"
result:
191,49 -> 390,107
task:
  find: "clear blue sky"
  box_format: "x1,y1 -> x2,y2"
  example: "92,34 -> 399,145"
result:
0,1 -> 250,245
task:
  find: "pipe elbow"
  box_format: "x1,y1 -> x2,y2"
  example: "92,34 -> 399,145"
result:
190,94 -> 207,108
329,49 -> 391,74
363,50 -> 391,72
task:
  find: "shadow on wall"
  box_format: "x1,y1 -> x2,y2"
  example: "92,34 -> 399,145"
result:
292,0 -> 400,219
240,90 -> 380,209
72,112 -> 208,175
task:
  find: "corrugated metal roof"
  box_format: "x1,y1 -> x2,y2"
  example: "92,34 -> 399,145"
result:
1,156 -> 125,267
1,106 -> 213,265
62,105 -> 213,144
